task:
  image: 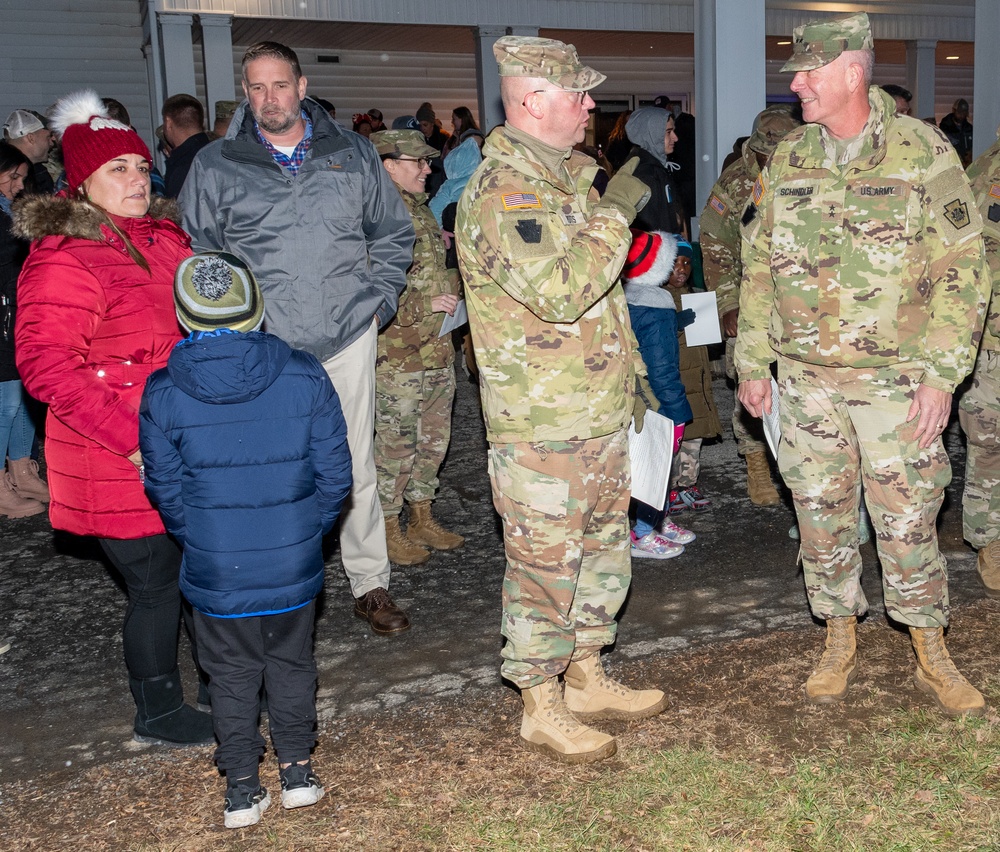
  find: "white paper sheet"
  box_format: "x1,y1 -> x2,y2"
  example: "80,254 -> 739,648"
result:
762,377 -> 781,460
679,291 -> 722,346
628,409 -> 674,509
439,298 -> 469,337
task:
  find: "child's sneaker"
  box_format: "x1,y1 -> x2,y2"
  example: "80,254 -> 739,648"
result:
630,530 -> 684,560
280,762 -> 325,809
658,518 -> 696,545
666,490 -> 687,515
224,781 -> 270,829
677,486 -> 711,511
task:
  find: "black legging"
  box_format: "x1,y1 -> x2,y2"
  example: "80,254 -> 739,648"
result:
99,534 -> 184,679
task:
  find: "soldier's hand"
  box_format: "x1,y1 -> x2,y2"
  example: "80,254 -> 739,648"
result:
738,378 -> 772,418
598,157 -> 651,224
432,294 -> 459,316
722,308 -> 740,339
906,384 -> 953,450
632,391 -> 647,433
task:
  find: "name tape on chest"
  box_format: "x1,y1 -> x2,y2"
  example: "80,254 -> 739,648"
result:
560,211 -> 586,226
501,192 -> 542,210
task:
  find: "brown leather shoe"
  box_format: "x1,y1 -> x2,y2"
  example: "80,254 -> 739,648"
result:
353,588 -> 410,636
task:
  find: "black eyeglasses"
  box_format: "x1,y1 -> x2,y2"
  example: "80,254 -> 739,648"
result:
393,156 -> 430,168
522,89 -> 588,108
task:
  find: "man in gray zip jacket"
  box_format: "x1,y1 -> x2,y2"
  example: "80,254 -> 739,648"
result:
180,41 -> 415,636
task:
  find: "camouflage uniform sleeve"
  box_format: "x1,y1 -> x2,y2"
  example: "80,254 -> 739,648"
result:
699,180 -> 741,318
919,151 -> 989,391
734,166 -> 776,382
468,181 -> 632,324
968,149 -> 1000,341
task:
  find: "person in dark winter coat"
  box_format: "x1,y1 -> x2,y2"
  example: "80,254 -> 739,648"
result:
0,141 -> 47,518
625,107 -> 686,235
13,89 -> 214,749
621,229 -> 696,560
140,252 -> 352,830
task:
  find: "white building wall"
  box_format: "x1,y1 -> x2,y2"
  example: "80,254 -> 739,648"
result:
1,0 -> 155,146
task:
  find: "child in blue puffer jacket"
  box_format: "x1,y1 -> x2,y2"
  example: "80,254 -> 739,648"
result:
622,230 -> 697,561
139,253 -> 352,830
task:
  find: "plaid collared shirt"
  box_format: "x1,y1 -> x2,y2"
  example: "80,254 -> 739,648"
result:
255,113 -> 313,175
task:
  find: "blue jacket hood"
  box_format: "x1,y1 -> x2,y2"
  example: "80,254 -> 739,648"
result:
168,330 -> 292,404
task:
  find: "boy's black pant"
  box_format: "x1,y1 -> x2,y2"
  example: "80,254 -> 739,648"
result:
194,601 -> 318,780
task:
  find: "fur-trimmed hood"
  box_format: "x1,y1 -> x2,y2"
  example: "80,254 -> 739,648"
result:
12,194 -> 182,243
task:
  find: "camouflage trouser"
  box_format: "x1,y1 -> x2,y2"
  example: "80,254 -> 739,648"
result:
488,429 -> 632,688
959,348 -> 1000,548
777,358 -> 951,628
670,438 -> 703,489
374,366 -> 456,517
725,337 -> 768,455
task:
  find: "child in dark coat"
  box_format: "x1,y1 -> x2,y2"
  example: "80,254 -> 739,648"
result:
622,230 -> 697,560
139,252 -> 352,829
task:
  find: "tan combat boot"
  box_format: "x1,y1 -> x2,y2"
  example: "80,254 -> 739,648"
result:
406,500 -> 464,550
7,457 -> 50,503
805,616 -> 857,704
520,678 -> 617,764
564,653 -> 668,721
744,450 -> 780,507
977,540 -> 1000,600
384,515 -> 430,566
0,470 -> 45,519
909,626 -> 985,717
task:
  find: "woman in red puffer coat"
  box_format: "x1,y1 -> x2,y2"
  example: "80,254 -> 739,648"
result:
13,89 -> 213,748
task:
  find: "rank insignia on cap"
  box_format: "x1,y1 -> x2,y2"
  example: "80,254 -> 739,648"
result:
989,203 -> 1000,223
990,184 -> 1000,200
502,192 -> 542,210
709,195 -> 728,216
751,174 -> 766,205
943,198 -> 971,230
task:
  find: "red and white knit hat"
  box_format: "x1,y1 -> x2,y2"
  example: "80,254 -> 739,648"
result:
48,89 -> 151,193
622,229 -> 680,287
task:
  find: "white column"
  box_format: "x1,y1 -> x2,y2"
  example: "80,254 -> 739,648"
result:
974,3 -> 1000,158
473,25 -> 516,133
200,14 -> 235,128
694,0 -> 765,232
906,40 -> 936,124
159,13 -> 197,97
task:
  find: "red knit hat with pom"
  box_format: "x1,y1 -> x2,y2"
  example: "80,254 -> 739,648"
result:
622,229 -> 679,287
48,89 -> 151,193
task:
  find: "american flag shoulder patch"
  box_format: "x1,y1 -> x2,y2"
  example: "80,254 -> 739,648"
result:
751,174 -> 766,205
989,183 -> 1000,200
501,192 -> 542,210
709,194 -> 728,216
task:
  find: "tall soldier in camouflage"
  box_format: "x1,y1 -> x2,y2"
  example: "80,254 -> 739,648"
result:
456,36 -> 667,763
962,138 -> 1000,597
736,13 -> 989,717
372,130 -> 465,567
700,104 -> 801,507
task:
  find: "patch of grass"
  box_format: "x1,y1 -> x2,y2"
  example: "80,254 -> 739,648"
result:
417,707 -> 1000,852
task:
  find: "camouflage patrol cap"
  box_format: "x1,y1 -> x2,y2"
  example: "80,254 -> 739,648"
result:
781,12 -> 874,72
493,36 -> 606,92
214,100 -> 240,123
370,130 -> 439,160
747,104 -> 802,155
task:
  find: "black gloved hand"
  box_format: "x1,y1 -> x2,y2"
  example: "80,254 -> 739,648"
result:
676,308 -> 696,330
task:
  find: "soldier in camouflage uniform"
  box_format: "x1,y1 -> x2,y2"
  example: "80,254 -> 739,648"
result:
372,130 -> 465,567
736,13 -> 989,717
700,105 -> 801,507
961,139 -> 1000,597
456,36 -> 667,764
